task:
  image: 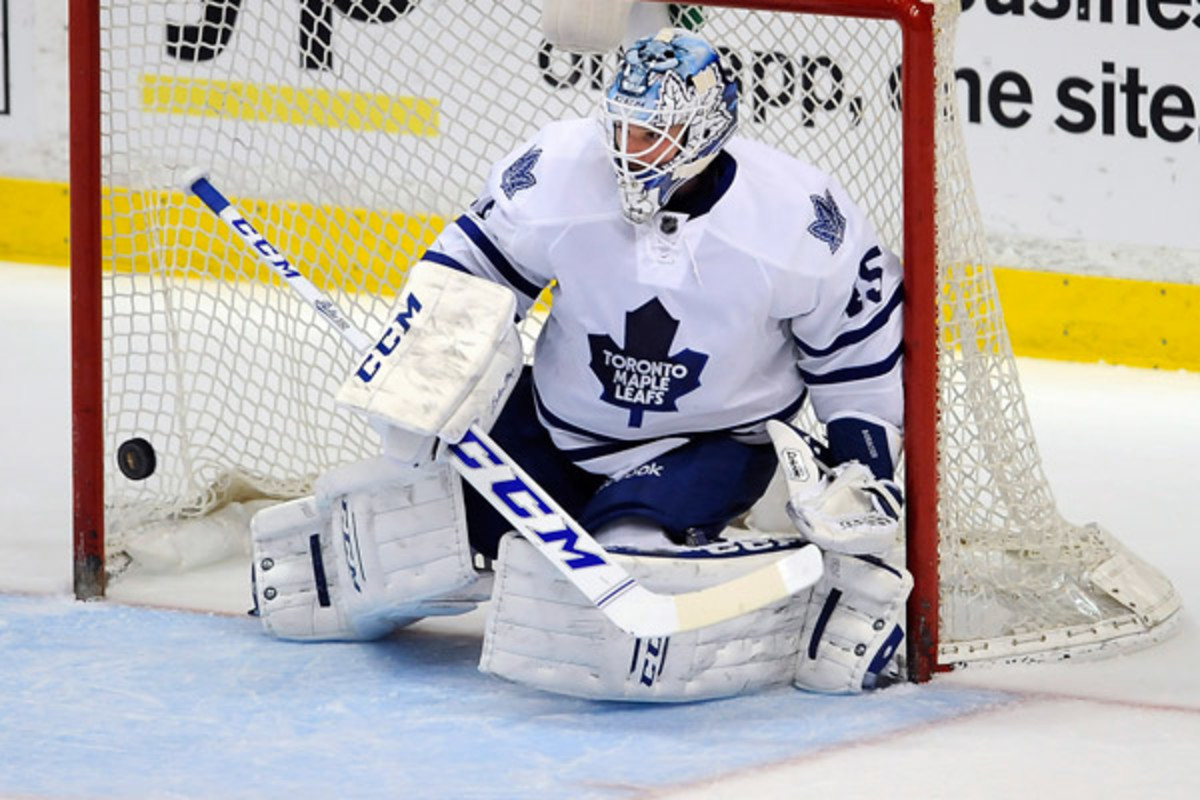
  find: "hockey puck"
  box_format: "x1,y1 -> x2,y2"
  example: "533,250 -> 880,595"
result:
117,437 -> 157,480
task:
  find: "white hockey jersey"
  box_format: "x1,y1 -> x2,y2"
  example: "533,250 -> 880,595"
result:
424,119 -> 903,475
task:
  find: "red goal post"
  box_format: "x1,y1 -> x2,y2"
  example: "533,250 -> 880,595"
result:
68,0 -> 1178,684
70,0 -> 104,603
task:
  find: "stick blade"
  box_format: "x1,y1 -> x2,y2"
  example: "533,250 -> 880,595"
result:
610,544 -> 824,638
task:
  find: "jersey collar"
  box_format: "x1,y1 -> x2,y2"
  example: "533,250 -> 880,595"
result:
662,150 -> 738,220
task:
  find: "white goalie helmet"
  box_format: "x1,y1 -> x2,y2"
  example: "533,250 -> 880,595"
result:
602,28 -> 739,224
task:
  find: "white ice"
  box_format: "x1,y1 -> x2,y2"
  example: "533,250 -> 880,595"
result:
2,262 -> 1198,798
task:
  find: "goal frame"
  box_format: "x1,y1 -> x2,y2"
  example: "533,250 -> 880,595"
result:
69,0 -> 942,680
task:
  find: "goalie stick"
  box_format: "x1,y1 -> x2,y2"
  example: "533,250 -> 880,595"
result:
182,169 -> 823,638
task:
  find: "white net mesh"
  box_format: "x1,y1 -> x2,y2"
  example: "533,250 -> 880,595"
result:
96,0 -> 1178,665
926,0 -> 1178,662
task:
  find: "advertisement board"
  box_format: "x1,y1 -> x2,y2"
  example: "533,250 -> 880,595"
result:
956,2 -> 1200,277
0,0 -> 66,177
0,1 -> 1197,280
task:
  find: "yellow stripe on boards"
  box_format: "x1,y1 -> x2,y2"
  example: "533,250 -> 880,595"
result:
0,178 -> 71,266
101,188 -> 445,295
140,74 -> 440,137
993,267 -> 1200,372
0,177 -> 444,294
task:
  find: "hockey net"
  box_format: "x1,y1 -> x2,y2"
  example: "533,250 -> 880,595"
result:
71,0 -> 1180,678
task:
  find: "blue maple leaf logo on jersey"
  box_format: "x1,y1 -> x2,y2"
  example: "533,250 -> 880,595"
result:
587,298 -> 709,428
501,146 -> 542,199
807,189 -> 846,254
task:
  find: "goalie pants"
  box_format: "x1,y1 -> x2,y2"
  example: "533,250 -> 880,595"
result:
462,370 -> 779,558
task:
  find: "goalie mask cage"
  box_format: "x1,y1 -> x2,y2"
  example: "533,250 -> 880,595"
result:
69,0 -> 1180,681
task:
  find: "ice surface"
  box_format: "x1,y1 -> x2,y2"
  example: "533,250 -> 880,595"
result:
0,596 -> 1017,799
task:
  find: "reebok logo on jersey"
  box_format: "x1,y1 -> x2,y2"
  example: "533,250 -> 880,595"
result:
623,462 -> 664,479
807,189 -> 846,253
587,298 -> 708,428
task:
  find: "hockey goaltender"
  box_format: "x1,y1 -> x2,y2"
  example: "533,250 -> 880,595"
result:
249,6 -> 912,702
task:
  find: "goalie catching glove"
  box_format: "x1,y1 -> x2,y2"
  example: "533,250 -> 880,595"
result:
766,419 -> 903,556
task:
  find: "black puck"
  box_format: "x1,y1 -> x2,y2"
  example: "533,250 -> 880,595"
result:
117,437 -> 157,480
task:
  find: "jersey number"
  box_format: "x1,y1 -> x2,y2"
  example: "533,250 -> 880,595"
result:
845,246 -> 884,318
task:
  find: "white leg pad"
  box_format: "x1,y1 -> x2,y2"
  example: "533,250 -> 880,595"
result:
480,534 -> 811,702
793,552 -> 913,693
251,456 -> 482,641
